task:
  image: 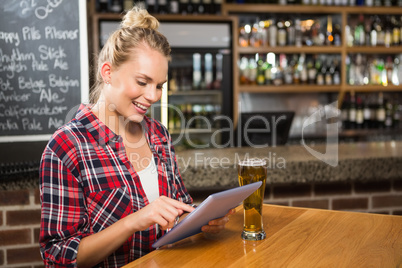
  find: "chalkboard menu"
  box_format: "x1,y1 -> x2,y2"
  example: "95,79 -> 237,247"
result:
0,0 -> 88,142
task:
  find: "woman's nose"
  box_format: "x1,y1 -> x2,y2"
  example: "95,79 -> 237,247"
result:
144,85 -> 161,103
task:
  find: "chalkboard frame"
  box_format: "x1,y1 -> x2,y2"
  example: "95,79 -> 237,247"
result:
0,0 -> 89,173
0,0 -> 89,143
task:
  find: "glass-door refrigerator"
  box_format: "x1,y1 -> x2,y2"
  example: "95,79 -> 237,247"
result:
155,19 -> 234,151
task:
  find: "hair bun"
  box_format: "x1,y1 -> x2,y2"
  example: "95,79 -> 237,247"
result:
121,4 -> 159,30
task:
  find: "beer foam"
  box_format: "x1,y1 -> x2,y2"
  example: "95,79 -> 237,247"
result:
238,158 -> 266,166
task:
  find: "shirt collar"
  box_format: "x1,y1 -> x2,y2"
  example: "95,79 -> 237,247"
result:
75,104 -> 119,146
75,104 -> 168,146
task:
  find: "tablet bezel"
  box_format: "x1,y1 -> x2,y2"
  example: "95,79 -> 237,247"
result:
152,181 -> 263,248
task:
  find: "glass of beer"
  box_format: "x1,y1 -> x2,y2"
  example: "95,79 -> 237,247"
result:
237,158 -> 267,241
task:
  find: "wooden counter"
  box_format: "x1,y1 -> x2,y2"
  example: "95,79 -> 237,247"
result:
124,205 -> 402,267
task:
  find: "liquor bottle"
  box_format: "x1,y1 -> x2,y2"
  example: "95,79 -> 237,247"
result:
169,0 -> 179,13
384,99 -> 394,129
300,54 -> 308,84
264,53 -> 274,85
186,0 -> 194,13
393,99 -> 402,130
124,0 -> 134,11
333,24 -> 342,46
169,69 -> 179,92
326,16 -> 334,46
287,19 -> 296,46
376,92 -> 386,128
179,0 -> 189,14
192,53 -> 202,90
204,53 -> 213,89
273,56 -> 284,86
370,16 -> 378,46
239,56 -> 249,85
239,21 -> 250,47
333,58 -> 341,85
295,19 -> 302,47
376,17 -> 385,46
283,56 -> 293,85
354,14 -> 365,46
157,0 -> 169,13
307,57 -> 316,84
146,0 -> 158,13
202,0 -> 212,14
97,0 -> 109,12
391,16 -> 400,46
325,58 -> 333,85
277,20 -> 287,46
190,0 -> 201,14
341,94 -> 349,129
385,56 -> 393,86
319,59 -> 327,85
248,57 -> 258,85
293,55 -> 301,85
213,53 -> 223,89
392,56 -> 400,86
355,95 -> 364,129
197,0 -> 206,14
268,20 -> 278,47
109,0 -> 123,13
315,57 -> 324,85
348,91 -> 357,129
257,55 -> 266,85
212,0 -> 221,15
363,95 -> 371,129
384,16 -> 392,48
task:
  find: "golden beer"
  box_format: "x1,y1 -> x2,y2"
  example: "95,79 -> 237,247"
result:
238,159 -> 267,240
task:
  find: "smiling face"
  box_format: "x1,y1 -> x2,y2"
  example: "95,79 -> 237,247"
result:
100,43 -> 168,124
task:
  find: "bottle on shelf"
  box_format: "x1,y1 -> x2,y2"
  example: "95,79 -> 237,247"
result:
385,99 -> 394,128
326,16 -> 334,46
257,54 -> 266,85
363,95 -> 372,129
277,19 -> 287,47
354,14 -> 366,46
295,19 -> 303,47
391,16 -> 400,46
97,0 -> 109,12
355,95 -> 364,129
384,16 -> 392,48
169,0 -> 180,13
348,91 -> 357,129
376,92 -> 386,129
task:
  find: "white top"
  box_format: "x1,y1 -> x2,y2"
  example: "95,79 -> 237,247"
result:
136,158 -> 159,203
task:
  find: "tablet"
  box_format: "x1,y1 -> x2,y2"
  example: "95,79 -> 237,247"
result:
152,181 -> 262,248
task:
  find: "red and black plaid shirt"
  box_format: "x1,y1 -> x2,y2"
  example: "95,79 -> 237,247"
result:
39,104 -> 192,267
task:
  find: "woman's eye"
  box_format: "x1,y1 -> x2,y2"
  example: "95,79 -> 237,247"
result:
156,84 -> 164,90
137,81 -> 146,86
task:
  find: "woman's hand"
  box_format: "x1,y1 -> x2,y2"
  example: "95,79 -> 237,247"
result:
132,196 -> 195,232
201,208 -> 236,234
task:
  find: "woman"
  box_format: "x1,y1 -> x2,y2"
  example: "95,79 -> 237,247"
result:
39,5 -> 233,267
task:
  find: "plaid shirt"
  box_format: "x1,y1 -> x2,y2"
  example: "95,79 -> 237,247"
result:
39,104 -> 192,268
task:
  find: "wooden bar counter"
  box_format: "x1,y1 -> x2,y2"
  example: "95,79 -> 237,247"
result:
124,204 -> 402,268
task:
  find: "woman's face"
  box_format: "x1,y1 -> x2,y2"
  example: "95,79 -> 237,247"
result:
102,44 -> 168,123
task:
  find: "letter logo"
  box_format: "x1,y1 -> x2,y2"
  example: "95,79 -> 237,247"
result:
301,101 -> 339,167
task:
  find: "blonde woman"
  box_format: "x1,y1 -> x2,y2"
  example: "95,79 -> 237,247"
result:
39,5 -> 234,267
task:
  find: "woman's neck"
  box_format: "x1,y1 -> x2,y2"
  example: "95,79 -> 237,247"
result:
91,98 -> 142,139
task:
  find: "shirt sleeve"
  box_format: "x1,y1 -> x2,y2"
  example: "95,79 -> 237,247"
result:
39,147 -> 89,268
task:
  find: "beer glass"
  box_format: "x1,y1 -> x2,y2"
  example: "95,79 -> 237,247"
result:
237,158 -> 267,240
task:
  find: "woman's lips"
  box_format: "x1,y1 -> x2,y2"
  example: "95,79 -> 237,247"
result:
133,101 -> 149,114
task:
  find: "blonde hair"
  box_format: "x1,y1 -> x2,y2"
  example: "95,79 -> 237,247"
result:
90,4 -> 171,103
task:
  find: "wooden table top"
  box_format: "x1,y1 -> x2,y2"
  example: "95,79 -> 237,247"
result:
124,205 -> 402,268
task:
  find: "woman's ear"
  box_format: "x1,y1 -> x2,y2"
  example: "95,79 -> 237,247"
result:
101,62 -> 112,84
